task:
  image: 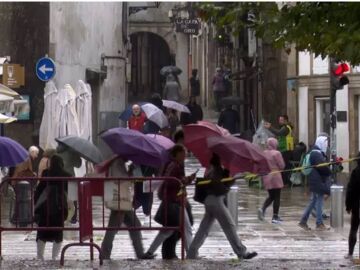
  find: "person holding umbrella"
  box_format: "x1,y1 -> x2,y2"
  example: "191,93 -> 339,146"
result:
143,144 -> 196,259
187,153 -> 257,260
163,74 -> 181,102
180,96 -> 203,126
128,104 -> 147,133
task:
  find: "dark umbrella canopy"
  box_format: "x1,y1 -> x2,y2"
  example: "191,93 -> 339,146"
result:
160,66 -> 182,76
221,96 -> 245,106
0,136 -> 28,166
55,136 -> 103,164
101,127 -> 170,167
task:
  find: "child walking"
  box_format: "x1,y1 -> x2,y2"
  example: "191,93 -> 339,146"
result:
258,138 -> 285,224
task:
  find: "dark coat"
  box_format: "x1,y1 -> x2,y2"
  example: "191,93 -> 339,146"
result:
180,103 -> 203,125
308,146 -> 332,195
217,108 -> 240,134
34,169 -> 70,242
346,166 -> 360,212
190,76 -> 200,97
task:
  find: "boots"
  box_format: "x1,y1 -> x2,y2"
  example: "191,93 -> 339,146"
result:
52,242 -> 62,260
37,240 -> 46,260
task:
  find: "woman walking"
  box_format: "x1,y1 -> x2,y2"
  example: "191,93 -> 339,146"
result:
345,152 -> 360,259
143,145 -> 196,259
258,138 -> 285,224
34,155 -> 70,260
187,153 -> 257,260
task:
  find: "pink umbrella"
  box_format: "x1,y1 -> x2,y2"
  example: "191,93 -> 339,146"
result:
183,121 -> 230,167
146,134 -> 175,150
207,136 -> 271,176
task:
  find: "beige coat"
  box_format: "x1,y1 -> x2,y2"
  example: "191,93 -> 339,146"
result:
105,158 -> 133,211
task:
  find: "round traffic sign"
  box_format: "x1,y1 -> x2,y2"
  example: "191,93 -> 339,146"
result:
35,57 -> 56,82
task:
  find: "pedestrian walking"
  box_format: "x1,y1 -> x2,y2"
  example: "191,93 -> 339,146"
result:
189,69 -> 200,98
38,148 -> 56,178
212,67 -> 226,111
180,96 -> 203,125
164,74 -> 181,102
100,157 -> 150,260
143,144 -> 196,259
217,105 -> 240,134
128,104 -> 147,133
345,152 -> 360,259
187,153 -> 257,260
258,138 -> 285,224
166,108 -> 179,140
264,115 -> 294,185
298,135 -> 331,231
34,155 -> 69,260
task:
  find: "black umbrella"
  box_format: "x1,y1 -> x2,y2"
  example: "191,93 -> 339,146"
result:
55,136 -> 103,164
221,96 -> 246,106
160,66 -> 182,76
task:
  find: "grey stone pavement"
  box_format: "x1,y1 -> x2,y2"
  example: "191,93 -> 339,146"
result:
0,156 -> 358,269
0,111 -> 358,269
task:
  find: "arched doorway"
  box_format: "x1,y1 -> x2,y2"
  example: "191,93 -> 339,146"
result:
129,32 -> 172,103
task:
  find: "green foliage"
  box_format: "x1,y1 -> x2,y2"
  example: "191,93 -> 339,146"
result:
195,2 -> 360,65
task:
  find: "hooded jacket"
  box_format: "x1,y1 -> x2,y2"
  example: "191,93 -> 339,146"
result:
308,136 -> 332,195
262,138 -> 285,190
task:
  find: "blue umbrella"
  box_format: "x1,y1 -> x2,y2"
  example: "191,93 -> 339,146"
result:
119,102 -> 148,122
0,136 -> 28,167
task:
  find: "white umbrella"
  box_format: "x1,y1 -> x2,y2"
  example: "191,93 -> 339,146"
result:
162,99 -> 190,113
0,84 -> 20,99
39,81 -> 59,150
56,84 -> 80,138
75,80 -> 92,141
141,103 -> 169,128
0,113 -> 17,124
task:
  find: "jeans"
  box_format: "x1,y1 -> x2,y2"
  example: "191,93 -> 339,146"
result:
300,192 -> 324,225
187,195 -> 247,259
101,210 -> 144,259
262,189 -> 281,218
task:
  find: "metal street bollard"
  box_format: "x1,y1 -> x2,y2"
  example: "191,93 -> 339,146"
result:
11,181 -> 33,227
330,185 -> 344,228
227,186 -> 239,226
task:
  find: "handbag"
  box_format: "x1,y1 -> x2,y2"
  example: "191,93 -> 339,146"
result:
193,178 -> 207,204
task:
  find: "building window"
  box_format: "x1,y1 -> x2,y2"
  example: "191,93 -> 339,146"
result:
315,97 -> 330,136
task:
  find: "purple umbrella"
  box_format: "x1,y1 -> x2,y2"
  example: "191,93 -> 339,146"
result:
0,136 -> 28,167
101,127 -> 171,168
146,134 -> 175,150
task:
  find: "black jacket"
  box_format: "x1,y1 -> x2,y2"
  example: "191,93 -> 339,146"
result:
346,166 -> 360,212
218,108 -> 239,134
180,103 -> 203,125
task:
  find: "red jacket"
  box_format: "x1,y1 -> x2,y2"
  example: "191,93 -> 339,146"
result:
128,112 -> 146,132
159,160 -> 191,203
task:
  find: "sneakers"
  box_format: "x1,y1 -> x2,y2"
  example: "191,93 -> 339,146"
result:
298,222 -> 311,231
271,216 -> 283,224
316,223 -> 330,231
257,208 -> 264,221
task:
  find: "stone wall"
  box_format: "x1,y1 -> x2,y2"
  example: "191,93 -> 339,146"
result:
0,2 -> 49,148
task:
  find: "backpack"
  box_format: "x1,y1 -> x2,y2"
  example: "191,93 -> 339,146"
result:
301,150 -> 320,176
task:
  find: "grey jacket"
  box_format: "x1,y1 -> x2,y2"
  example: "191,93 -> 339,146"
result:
164,75 -> 181,101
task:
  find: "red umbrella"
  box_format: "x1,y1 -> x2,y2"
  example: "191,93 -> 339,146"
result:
207,136 -> 271,176
183,121 -> 230,167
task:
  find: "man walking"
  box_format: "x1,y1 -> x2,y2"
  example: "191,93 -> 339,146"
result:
212,67 -> 226,112
298,135 -> 331,231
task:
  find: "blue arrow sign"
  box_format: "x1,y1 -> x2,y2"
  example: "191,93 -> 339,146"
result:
36,57 -> 56,81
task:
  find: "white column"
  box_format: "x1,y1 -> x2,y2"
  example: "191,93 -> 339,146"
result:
298,86 -> 309,146
336,85 -> 349,172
